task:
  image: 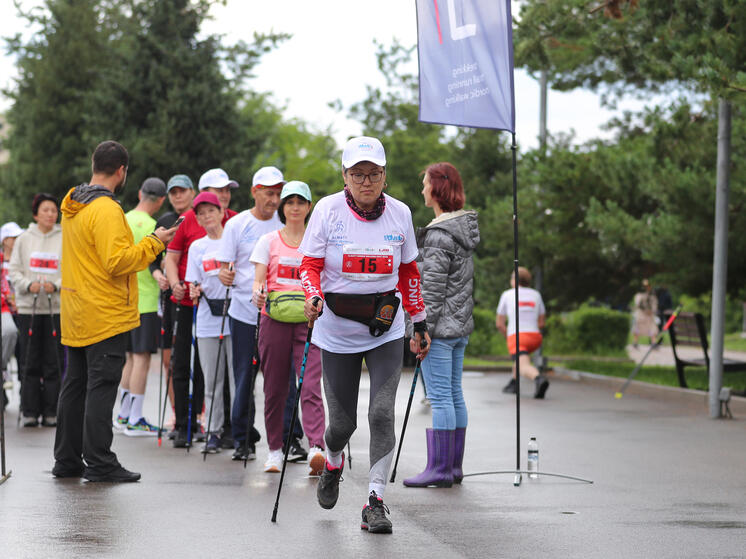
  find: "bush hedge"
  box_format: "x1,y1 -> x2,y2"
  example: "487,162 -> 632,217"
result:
465,307 -> 507,356
544,304 -> 629,355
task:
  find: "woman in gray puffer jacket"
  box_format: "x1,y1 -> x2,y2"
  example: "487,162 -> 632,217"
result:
404,162 -> 479,488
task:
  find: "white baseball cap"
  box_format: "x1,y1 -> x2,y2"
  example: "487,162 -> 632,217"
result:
342,136 -> 386,168
252,166 -> 285,188
0,222 -> 24,243
198,168 -> 239,190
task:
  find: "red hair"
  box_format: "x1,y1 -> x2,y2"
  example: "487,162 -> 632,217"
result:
425,162 -> 464,212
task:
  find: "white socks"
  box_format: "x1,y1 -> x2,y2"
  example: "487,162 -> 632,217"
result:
128,394 -> 145,425
118,388 -> 131,417
369,484 -> 385,498
326,448 -> 343,468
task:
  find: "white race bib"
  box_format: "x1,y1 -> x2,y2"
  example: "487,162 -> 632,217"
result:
341,244 -> 394,281
29,252 -> 59,275
276,256 -> 302,286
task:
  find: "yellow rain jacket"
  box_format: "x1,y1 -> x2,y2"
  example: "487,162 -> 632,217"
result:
60,185 -> 165,347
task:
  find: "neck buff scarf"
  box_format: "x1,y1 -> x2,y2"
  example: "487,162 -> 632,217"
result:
344,185 -> 386,221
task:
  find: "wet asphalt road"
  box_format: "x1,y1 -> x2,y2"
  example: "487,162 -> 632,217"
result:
1,363 -> 745,558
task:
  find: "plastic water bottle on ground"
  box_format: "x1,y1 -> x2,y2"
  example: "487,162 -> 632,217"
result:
527,437 -> 539,479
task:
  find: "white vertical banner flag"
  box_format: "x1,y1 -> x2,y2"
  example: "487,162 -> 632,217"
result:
416,0 -> 515,132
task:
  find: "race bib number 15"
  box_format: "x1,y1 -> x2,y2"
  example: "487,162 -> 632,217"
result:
342,244 -> 394,281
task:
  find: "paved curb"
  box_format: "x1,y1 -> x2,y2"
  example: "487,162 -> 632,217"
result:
553,366 -> 746,416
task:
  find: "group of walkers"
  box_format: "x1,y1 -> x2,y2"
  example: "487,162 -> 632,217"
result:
0,134 -> 557,534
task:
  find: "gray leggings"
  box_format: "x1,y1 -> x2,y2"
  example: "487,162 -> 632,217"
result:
321,337 -> 403,493
198,336 -> 234,436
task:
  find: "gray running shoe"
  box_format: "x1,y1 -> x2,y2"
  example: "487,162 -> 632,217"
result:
317,453 -> 344,510
361,491 -> 392,534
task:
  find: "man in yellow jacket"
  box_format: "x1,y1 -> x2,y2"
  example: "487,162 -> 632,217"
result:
53,140 -> 177,482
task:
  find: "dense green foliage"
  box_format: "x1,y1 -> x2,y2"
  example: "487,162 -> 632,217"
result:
0,0 -> 338,222
544,305 -> 630,355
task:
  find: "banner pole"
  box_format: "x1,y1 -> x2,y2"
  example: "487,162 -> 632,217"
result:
511,132 -> 521,486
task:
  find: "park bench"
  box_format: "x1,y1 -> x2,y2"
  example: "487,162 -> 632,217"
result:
665,310 -> 746,388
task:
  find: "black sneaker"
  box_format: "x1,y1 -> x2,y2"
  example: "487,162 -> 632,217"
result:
361,491 -> 392,534
202,434 -> 220,454
167,429 -> 177,440
534,375 -> 550,399
220,434 -> 234,449
317,454 -> 344,510
173,429 -> 188,448
502,378 -> 517,394
192,422 -> 206,442
285,437 -> 308,463
84,466 -> 141,483
232,444 -> 256,461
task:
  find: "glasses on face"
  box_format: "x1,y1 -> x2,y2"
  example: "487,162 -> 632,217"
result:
348,170 -> 383,184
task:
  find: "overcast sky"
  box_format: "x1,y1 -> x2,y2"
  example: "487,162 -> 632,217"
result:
0,1 -> 652,150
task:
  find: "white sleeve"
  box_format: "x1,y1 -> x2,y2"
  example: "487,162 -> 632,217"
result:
250,232 -> 271,265
185,244 -> 201,284
496,291 -> 508,316
401,208 -> 419,265
216,217 -> 239,263
298,203 -> 328,258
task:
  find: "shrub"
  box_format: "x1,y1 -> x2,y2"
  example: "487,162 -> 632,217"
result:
544,304 -> 629,355
677,293 -> 743,334
465,307 -> 508,356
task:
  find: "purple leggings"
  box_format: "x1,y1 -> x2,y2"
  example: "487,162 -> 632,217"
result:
258,316 -> 325,451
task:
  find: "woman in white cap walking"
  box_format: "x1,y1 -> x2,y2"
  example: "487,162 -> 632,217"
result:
299,136 -> 430,534
250,181 -> 325,475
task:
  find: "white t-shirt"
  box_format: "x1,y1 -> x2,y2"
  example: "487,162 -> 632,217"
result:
496,287 -> 546,336
299,191 -> 419,353
216,209 -> 283,325
186,236 -> 232,338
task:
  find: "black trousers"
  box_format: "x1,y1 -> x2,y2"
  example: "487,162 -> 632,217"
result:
171,302 -> 204,431
54,332 -> 128,475
17,313 -> 63,418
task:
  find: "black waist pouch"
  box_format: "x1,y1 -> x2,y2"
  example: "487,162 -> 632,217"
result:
325,290 -> 400,337
204,296 -> 230,317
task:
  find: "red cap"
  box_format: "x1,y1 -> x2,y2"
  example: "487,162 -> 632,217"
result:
192,191 -> 221,211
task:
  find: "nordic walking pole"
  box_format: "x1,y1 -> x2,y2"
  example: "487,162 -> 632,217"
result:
272,298 -> 319,523
615,305 -> 683,399
390,338 -> 427,483
203,284 -> 230,461
156,291 -> 166,446
158,303 -> 180,446
18,291 -> 39,426
45,281 -> 63,380
243,286 -> 264,468
186,289 -> 199,452
1,303 -> 11,484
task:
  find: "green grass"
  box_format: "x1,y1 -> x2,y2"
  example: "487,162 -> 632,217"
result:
557,358 -> 746,392
724,332 -> 746,353
463,357 -> 508,367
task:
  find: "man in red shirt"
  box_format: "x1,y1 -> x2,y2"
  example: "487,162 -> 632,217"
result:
165,168 -> 238,448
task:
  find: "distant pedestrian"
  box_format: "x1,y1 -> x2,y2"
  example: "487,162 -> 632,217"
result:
8,194 -> 63,427
250,181 -> 325,475
165,168 -> 238,448
115,177 -> 167,436
632,279 -> 658,347
185,192 -> 234,454
52,140 -> 177,482
496,267 -> 549,399
404,162 -> 479,489
216,166 -> 284,461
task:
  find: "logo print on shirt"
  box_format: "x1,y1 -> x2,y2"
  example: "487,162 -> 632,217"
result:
384,233 -> 404,244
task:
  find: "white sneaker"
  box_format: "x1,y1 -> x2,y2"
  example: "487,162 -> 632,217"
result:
264,449 -> 284,473
308,446 -> 325,476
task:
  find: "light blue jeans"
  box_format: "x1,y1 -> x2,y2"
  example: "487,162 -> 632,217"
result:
420,336 -> 469,430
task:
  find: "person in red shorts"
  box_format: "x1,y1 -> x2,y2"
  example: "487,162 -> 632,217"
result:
496,266 -> 549,399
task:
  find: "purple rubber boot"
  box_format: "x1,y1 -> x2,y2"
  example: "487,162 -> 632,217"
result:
453,427 -> 466,484
403,428 -> 454,488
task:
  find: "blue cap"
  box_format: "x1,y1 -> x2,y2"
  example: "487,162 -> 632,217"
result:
167,174 -> 194,192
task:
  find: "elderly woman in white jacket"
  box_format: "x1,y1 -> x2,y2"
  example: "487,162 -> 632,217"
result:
9,193 -> 64,427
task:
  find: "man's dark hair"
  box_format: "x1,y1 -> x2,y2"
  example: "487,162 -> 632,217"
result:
92,141 -> 129,176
